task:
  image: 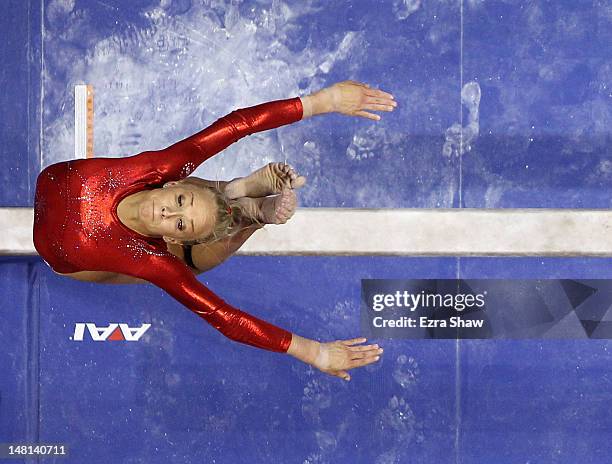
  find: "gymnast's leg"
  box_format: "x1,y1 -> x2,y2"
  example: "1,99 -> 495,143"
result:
182,162 -> 306,199
225,162 -> 306,199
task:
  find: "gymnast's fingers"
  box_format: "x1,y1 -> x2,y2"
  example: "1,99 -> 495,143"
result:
363,103 -> 396,112
365,96 -> 397,106
354,110 -> 381,121
340,337 -> 368,346
350,346 -> 382,360
350,350 -> 381,360
349,355 -> 381,369
349,343 -> 380,352
334,370 -> 351,381
366,88 -> 394,100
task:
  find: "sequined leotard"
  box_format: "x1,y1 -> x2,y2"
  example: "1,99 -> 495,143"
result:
33,97 -> 303,353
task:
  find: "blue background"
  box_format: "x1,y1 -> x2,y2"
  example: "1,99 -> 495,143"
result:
1,0 -> 611,462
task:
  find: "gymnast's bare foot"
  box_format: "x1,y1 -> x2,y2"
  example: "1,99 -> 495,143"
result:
236,188 -> 297,225
224,163 -> 306,200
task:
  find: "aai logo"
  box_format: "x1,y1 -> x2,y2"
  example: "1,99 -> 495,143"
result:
71,323 -> 151,342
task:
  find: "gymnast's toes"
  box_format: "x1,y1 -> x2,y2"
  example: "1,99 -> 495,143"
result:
270,162 -> 306,191
274,189 -> 297,224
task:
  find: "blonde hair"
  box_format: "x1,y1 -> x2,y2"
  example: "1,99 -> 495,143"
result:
179,184 -> 261,246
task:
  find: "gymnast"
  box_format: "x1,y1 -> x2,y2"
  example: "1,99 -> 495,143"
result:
33,80 -> 397,381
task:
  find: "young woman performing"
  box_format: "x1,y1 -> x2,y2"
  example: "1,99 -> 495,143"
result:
33,80 -> 397,381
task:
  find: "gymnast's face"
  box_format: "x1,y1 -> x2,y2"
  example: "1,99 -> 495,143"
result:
140,181 -> 217,244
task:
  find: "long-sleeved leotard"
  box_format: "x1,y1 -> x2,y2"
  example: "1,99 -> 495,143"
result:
33,97 -> 303,353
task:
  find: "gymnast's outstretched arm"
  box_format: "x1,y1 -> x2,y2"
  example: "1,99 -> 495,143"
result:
131,254 -> 383,380
131,97 -> 303,181
129,81 -> 396,181
60,257 -> 384,379
134,253 -> 293,352
56,270 -> 145,284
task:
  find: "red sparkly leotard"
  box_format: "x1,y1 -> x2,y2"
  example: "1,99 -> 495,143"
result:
33,97 -> 303,353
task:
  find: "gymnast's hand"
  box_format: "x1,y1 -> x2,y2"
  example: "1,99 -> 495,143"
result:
301,80 -> 397,121
312,337 -> 383,381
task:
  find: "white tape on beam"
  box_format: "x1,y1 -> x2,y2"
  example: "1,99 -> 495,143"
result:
4,208 -> 612,256
74,84 -> 93,158
74,84 -> 87,158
